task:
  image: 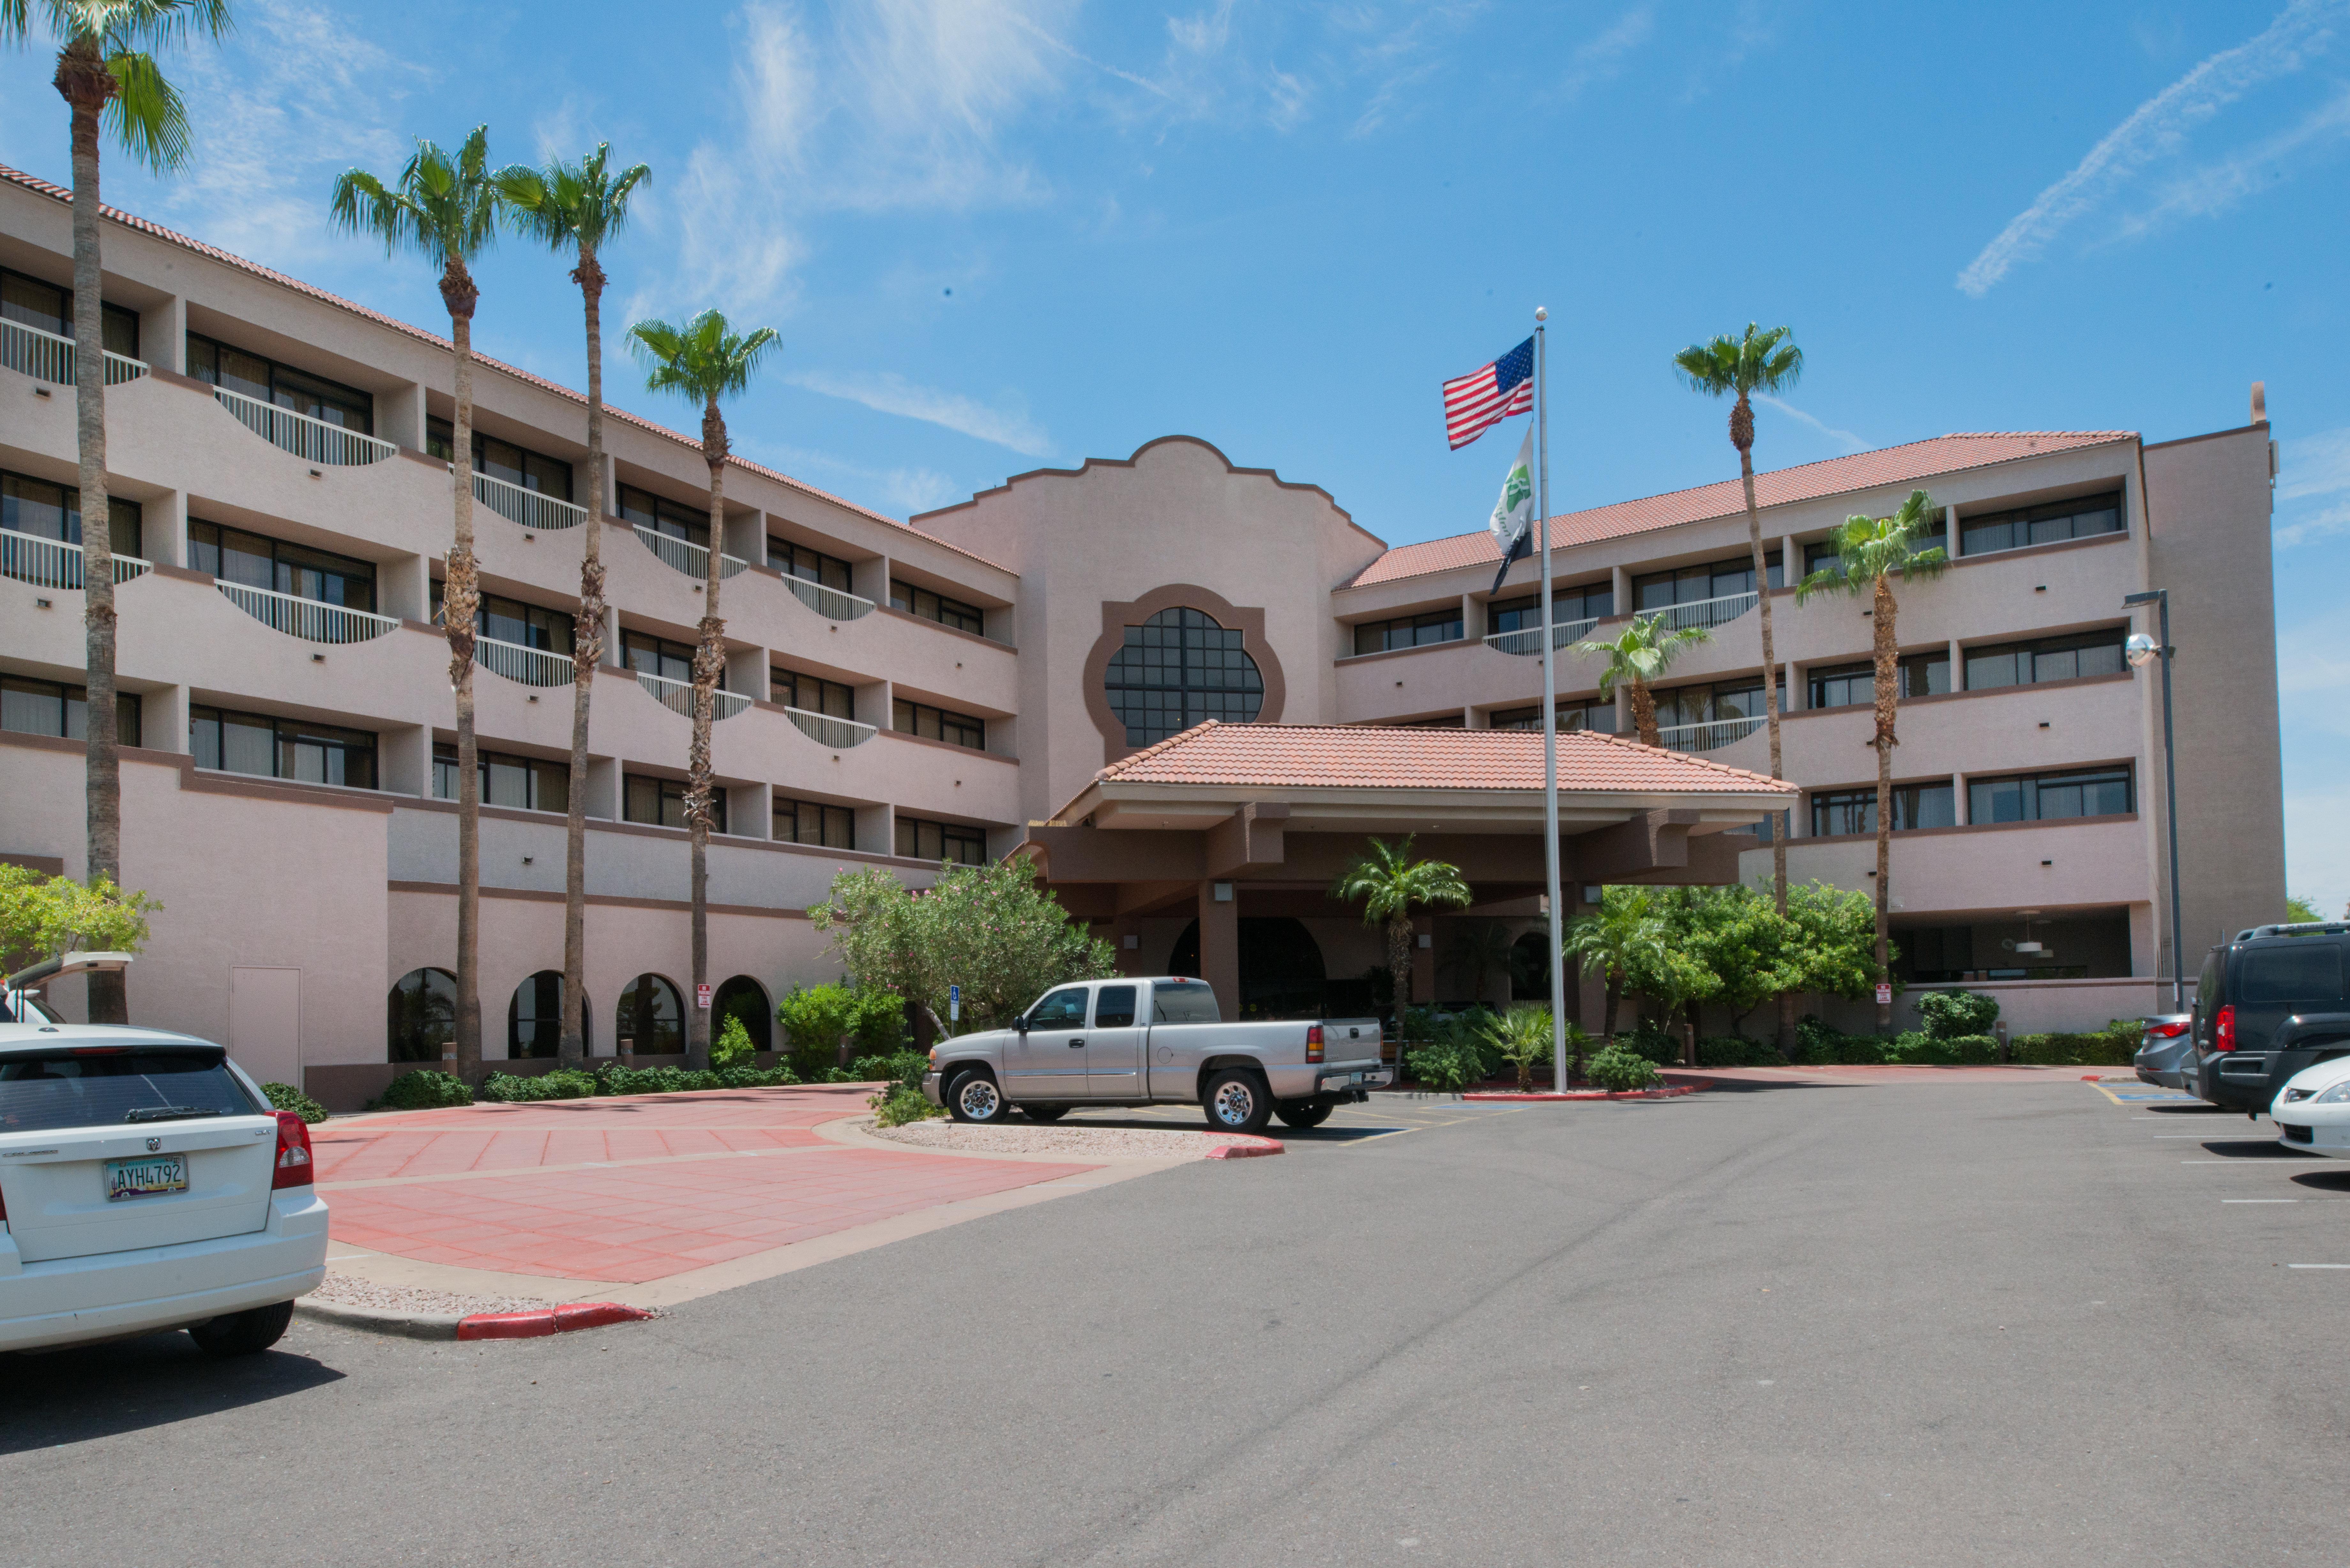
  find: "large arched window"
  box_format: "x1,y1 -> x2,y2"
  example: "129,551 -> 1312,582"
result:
711,976 -> 772,1053
387,968 -> 456,1062
509,970 -> 586,1059
1103,607 -> 1263,746
616,973 -> 684,1056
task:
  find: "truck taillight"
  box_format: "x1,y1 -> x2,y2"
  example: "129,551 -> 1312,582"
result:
2213,1005 -> 2236,1053
272,1110 -> 314,1189
1306,1024 -> 1323,1064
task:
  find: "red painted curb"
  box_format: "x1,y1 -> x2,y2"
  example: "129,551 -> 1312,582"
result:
1204,1136 -> 1285,1159
455,1303 -> 655,1340
1465,1084 -> 1703,1102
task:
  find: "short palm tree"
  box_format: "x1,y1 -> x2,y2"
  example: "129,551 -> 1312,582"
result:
1329,835 -> 1472,1047
4,0 -> 232,1022
1482,1005 -> 1563,1092
1797,488 -> 1948,1034
626,310 -> 778,1070
331,126 -> 502,1081
1563,890 -> 1664,1047
1573,614 -> 1712,746
497,144 -> 650,1071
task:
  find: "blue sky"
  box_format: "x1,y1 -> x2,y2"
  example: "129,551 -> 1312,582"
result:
2,0 -> 2345,910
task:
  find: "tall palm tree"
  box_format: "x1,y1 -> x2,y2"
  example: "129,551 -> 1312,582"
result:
1673,324 -> 1803,1053
1329,835 -> 1471,1048
331,126 -> 502,1081
5,0 -> 231,1023
497,144 -> 650,1072
1573,614 -> 1712,747
1797,489 -> 1948,1035
626,310 -> 777,1070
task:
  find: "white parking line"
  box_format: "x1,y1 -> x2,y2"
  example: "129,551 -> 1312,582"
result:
2223,1198 -> 2299,1203
2288,1264 -> 2350,1270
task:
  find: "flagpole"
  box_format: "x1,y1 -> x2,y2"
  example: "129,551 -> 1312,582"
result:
1535,308 -> 1567,1093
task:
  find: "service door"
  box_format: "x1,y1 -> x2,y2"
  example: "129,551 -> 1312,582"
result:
229,966 -> 303,1090
1005,985 -> 1089,1101
1081,984 -> 1144,1100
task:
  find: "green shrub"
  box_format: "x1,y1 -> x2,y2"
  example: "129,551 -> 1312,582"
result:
779,983 -> 859,1071
1406,1038 -> 1484,1094
479,1068 -> 598,1102
260,1081 -> 328,1123
1695,1036 -> 1782,1068
594,1062 -> 799,1096
848,1051 -> 930,1090
870,1082 -> 943,1127
822,1066 -> 856,1084
1915,989 -> 2000,1039
710,1014 -> 755,1069
378,1069 -> 471,1110
2011,1029 -> 2136,1067
1948,1034 -> 1999,1064
1588,1044 -> 1662,1092
1883,1031 -> 1959,1066
715,1063 -> 799,1088
1615,1019 -> 1682,1066
851,990 -> 912,1056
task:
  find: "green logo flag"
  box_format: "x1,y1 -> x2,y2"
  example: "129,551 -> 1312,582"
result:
1488,424 -> 1535,595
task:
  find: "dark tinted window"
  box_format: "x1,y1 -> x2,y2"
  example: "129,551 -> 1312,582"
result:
1094,985 -> 1138,1028
1028,988 -> 1089,1028
2237,944 -> 2349,1007
0,1047 -> 260,1133
1151,980 -> 1220,1024
1353,608 -> 1463,656
1959,491 -> 2123,557
1490,582 -> 1611,636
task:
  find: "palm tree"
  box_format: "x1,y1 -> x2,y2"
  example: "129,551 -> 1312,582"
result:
5,0 -> 231,1023
497,144 -> 650,1072
1563,888 -> 1665,1049
1797,489 -> 1948,1034
331,126 -> 502,1082
1329,835 -> 1472,1049
1442,917 -> 1516,1008
1573,614 -> 1712,747
1674,324 -> 1803,1052
626,310 -> 778,1070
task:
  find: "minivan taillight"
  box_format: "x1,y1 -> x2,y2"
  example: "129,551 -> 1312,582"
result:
1306,1024 -> 1324,1064
272,1110 -> 314,1189
2213,1005 -> 2237,1053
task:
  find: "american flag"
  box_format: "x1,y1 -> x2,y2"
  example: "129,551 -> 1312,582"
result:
1441,336 -> 1535,450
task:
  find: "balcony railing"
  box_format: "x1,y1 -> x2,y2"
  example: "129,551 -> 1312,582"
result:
1,528 -> 152,591
1636,590 -> 1759,635
1482,615 -> 1601,658
216,579 -> 400,644
469,469 -> 586,532
635,669 -> 749,721
784,706 -> 877,749
1,318 -> 148,387
476,634 -> 574,687
210,383 -> 396,467
634,524 -> 747,582
1653,715 -> 1766,753
781,574 -> 875,622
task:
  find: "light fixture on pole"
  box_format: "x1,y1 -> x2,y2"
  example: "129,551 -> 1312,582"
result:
2123,590 -> 2186,1011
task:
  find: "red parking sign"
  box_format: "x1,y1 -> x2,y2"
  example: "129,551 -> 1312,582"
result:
1875,983 -> 1892,1006
696,984 -> 712,1010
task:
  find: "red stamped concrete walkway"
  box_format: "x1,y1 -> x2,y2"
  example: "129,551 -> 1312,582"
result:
311,1085 -> 1103,1293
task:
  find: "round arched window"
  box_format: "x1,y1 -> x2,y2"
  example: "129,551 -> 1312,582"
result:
509,970 -> 586,1059
1104,607 -> 1263,746
387,968 -> 456,1063
616,974 -> 685,1056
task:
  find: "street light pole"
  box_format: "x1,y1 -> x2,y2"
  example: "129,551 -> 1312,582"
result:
2124,590 -> 2186,1011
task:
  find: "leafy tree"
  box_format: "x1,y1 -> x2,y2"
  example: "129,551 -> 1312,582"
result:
4,0 -> 229,1022
331,126 -> 504,1080
1798,489 -> 1948,1032
1562,887 -> 1665,1043
1329,836 -> 1472,1037
1778,880 -> 1885,1005
1572,615 -> 1712,746
0,865 -> 160,978
2286,894 -> 2324,924
1656,886 -> 1788,1036
809,860 -> 1116,1038
626,309 -> 778,1068
496,143 -> 650,1070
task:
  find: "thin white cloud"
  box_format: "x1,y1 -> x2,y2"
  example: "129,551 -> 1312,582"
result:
752,441 -> 968,517
788,369 -> 1052,457
1957,0 -> 2346,297
1558,6 -> 1655,101
1755,394 -> 1868,454
2274,426 -> 2350,547
2108,83 -> 2350,240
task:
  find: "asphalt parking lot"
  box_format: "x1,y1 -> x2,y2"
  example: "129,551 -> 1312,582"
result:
9,1074 -> 2350,1567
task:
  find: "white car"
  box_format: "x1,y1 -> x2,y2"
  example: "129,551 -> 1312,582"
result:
1,1008 -> 328,1355
2271,1056 -> 2350,1157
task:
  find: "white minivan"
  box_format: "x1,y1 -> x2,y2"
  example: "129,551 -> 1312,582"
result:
0,1010 -> 328,1355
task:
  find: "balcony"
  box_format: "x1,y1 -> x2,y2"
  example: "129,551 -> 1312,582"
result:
1483,615 -> 1601,657
216,580 -> 399,643
1,319 -> 147,387
635,669 -> 749,721
475,634 -> 572,687
781,575 -> 874,622
210,384 -> 395,467
1637,590 -> 1758,634
1,529 -> 152,590
1654,715 -> 1765,753
634,525 -> 746,582
470,469 -> 586,532
783,706 -> 877,749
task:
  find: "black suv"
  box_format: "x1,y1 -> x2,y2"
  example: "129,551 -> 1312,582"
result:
2191,923 -> 2350,1116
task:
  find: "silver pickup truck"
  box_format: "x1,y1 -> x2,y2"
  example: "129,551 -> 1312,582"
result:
921,976 -> 1388,1134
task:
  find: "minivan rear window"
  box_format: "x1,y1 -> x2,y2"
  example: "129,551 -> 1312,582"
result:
0,1046 -> 262,1133
2237,945 -> 2350,1008
1151,980 -> 1220,1025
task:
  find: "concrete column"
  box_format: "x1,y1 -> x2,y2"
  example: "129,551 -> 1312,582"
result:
1948,638 -> 1965,692
1780,534 -> 1799,580
143,681 -> 189,757
379,722 -> 431,799
380,553 -> 429,622
154,294 -> 187,374
1412,915 -> 1437,1007
585,756 -> 620,821
379,379 -> 428,452
1943,504 -> 1960,556
149,488 -> 189,572
600,605 -> 624,669
856,553 -> 891,610
1459,591 -> 1478,641
1197,879 -> 1239,1020
1611,564 -> 1633,614
723,508 -> 761,567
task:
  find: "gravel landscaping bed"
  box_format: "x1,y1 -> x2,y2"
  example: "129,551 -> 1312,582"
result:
307,1271 -> 562,1319
866,1121 -> 1257,1159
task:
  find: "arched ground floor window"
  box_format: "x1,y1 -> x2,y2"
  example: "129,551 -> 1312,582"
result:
510,970 -> 587,1059
387,967 -> 456,1063
617,973 -> 685,1055
712,976 -> 772,1052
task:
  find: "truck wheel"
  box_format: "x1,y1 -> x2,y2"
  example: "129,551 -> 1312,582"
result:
189,1300 -> 294,1357
946,1070 -> 1010,1124
1274,1100 -> 1332,1128
1021,1105 -> 1070,1123
1203,1069 -> 1273,1135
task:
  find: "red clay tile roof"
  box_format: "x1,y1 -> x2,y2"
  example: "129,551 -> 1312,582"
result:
0,163 -> 1015,577
1343,431 -> 2136,588
1094,721 -> 1796,795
